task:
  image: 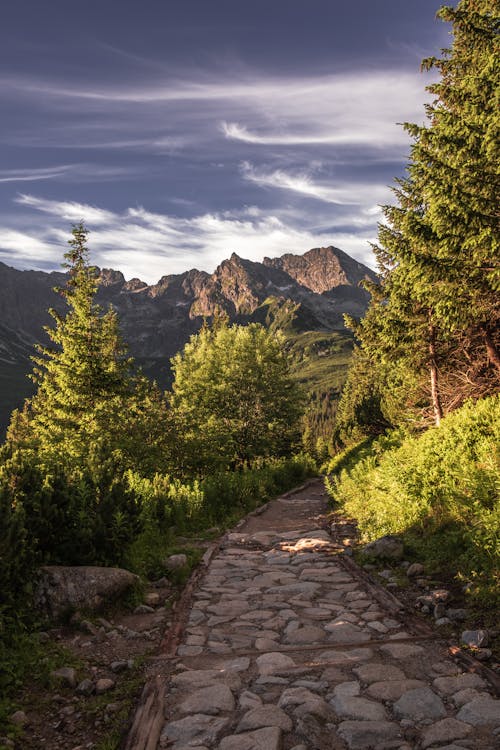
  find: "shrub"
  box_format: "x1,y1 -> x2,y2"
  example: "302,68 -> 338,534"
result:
328,396 -> 499,603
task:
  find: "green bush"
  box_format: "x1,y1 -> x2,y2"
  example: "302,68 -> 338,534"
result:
328,396 -> 499,603
125,454 -> 316,578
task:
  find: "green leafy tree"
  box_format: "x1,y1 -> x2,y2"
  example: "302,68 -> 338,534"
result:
170,321 -> 304,474
7,222 -> 171,474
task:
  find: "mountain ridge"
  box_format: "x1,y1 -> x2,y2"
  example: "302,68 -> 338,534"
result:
0,245 -> 377,436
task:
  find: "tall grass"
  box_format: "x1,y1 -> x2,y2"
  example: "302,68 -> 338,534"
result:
124,454 -> 316,578
327,396 -> 499,604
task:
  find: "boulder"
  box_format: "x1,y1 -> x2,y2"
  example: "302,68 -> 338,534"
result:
362,535 -> 404,560
164,553 -> 188,570
35,566 -> 139,620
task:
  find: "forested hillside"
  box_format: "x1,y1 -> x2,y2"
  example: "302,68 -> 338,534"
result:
327,0 -> 499,610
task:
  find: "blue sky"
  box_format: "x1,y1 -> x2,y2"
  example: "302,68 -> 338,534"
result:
1,0 -> 450,282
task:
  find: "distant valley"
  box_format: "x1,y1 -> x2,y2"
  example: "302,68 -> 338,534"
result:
0,245 -> 377,437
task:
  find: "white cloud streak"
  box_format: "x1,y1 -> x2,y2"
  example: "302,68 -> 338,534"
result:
3,194 -> 378,282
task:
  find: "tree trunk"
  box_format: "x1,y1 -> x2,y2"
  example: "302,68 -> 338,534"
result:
428,317 -> 443,427
482,326 -> 500,375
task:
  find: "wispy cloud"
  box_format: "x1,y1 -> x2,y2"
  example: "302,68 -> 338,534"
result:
0,165 -> 73,183
240,162 -> 391,207
16,194 -> 117,226
3,194 -> 378,282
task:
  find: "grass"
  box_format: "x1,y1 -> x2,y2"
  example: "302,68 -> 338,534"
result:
326,396 -> 500,610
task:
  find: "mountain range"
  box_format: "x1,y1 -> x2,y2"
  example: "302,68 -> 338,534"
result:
0,245 -> 377,438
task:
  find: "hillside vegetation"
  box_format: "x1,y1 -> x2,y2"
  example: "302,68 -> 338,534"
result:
326,396 -> 499,605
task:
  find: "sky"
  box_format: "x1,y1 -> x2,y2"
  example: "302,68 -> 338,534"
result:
0,0 -> 452,283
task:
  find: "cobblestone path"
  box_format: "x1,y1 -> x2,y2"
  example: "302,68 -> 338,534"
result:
130,479 -> 500,750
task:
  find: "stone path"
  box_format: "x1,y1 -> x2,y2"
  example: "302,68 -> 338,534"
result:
136,480 -> 500,750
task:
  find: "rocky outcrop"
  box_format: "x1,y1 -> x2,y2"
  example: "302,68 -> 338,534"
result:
0,246 -> 378,435
35,565 -> 139,620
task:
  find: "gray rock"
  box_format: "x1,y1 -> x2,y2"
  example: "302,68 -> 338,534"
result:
51,667 -> 77,688
164,553 -> 187,570
256,652 -> 296,676
178,684 -> 235,715
456,696 -> 500,726
219,727 -> 281,750
279,687 -> 325,707
172,668 -> 242,690
393,687 -> 446,721
237,705 -> 292,732
338,720 -> 400,749
95,678 -> 115,694
435,617 -> 452,626
432,674 -> 486,696
332,681 -> 361,697
421,718 -> 472,749
332,694 -> 387,721
406,563 -> 424,577
284,625 -> 325,644
324,622 -> 371,643
353,663 -> 406,683
362,535 -> 404,560
367,679 -> 426,701
380,643 -> 424,659
461,629 -> 489,648
75,678 -> 95,696
134,604 -> 155,614
239,690 -> 263,710
161,714 -> 229,746
35,565 -> 138,619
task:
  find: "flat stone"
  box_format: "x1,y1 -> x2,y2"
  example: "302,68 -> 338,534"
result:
325,622 -> 371,643
393,687 -> 446,721
207,601 -> 250,617
354,663 -> 406,684
332,681 -> 361,697
172,669 -> 241,690
178,684 -> 235,715
338,720 -> 400,749
456,696 -> 500,726
237,705 -> 293,732
284,625 -> 325,644
279,687 -> 323,707
367,621 -> 389,633
332,694 -> 387,721
161,715 -> 229,746
75,678 -> 95,695
219,727 -> 281,750
266,582 -> 320,596
450,688 -> 488,707
433,674 -> 486,695
255,638 -> 280,651
239,690 -> 263,710
421,718 -> 472,748
256,652 -> 296,676
177,645 -> 203,656
367,679 -> 426,701
319,648 -> 373,664
221,657 -> 251,672
380,643 -> 424,659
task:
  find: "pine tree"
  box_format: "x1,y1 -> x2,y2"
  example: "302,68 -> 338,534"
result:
399,0 -> 499,365
7,222 -> 171,475
337,0 -> 499,439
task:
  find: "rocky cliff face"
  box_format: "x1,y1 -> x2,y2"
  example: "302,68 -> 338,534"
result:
0,246 -> 377,433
